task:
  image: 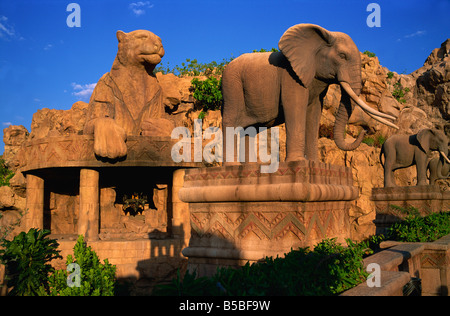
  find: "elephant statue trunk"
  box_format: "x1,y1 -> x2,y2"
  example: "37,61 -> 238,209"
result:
333,80 -> 399,151
333,79 -> 365,151
428,151 -> 450,184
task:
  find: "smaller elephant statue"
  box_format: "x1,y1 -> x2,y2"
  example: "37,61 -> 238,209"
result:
380,128 -> 450,187
427,151 -> 450,185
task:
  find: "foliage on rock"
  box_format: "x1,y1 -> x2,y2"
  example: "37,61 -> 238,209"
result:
191,77 -> 223,112
0,159 -> 14,187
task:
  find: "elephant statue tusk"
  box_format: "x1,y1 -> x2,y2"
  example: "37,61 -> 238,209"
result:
340,82 -> 399,126
364,110 -> 400,130
440,151 -> 450,164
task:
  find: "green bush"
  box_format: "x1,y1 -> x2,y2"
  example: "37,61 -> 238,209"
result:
43,235 -> 116,296
363,50 -> 376,57
155,57 -> 232,77
191,77 -> 223,112
387,208 -> 450,242
0,158 -> 14,187
392,82 -> 410,104
252,48 -> 279,53
0,229 -> 62,296
153,238 -> 371,296
362,134 -> 386,148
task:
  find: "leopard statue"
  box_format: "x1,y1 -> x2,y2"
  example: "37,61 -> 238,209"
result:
83,29 -> 174,160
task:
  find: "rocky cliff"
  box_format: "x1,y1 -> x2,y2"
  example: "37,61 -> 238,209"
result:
2,39 -> 449,241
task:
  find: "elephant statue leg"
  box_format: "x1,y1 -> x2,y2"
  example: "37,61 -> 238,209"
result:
428,157 -> 440,185
381,140 -> 399,187
221,75 -> 260,164
282,80 -> 309,161
383,164 -> 397,188
416,155 -> 429,186
305,80 -> 328,161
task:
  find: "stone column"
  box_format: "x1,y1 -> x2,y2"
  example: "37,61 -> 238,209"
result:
171,169 -> 190,244
24,174 -> 44,230
78,168 -> 99,240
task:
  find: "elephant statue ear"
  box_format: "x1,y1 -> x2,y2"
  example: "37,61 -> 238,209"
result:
279,24 -> 335,88
417,128 -> 434,154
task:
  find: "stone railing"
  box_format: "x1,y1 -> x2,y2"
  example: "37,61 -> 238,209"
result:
341,233 -> 450,296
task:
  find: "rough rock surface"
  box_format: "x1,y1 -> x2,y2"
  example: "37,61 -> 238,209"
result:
30,101 -> 88,140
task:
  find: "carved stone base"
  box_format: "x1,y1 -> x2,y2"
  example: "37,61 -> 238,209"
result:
179,160 -> 358,276
372,185 -> 450,235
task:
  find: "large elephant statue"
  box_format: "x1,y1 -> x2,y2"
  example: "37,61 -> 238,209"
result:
380,128 -> 450,187
427,151 -> 450,185
221,23 -> 398,163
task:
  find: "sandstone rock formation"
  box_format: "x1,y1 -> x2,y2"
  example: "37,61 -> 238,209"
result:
30,101 -> 88,140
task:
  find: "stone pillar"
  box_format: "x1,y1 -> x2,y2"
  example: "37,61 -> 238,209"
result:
171,169 -> 190,244
78,168 -> 99,240
24,174 -> 44,230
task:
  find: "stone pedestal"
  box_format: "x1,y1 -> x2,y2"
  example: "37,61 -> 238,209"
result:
179,160 -> 359,276
372,185 -> 450,235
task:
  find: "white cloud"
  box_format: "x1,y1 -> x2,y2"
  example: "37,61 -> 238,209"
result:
0,16 -> 16,40
398,30 -> 427,42
2,122 -> 12,127
129,2 -> 154,16
44,44 -> 53,50
404,30 -> 426,38
71,82 -> 96,99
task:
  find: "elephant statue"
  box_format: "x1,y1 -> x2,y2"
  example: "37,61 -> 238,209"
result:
221,23 -> 398,163
380,128 -> 450,187
427,151 -> 450,185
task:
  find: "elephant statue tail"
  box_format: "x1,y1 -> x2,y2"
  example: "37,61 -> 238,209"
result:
379,144 -> 385,168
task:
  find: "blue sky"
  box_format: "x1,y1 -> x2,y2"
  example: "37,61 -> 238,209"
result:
0,0 -> 449,154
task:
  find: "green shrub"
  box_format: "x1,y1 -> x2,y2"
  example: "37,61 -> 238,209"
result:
155,57 -> 232,77
43,235 -> 116,296
153,238 -> 371,296
252,48 -> 279,53
362,134 -> 386,148
363,50 -> 376,58
362,137 -> 375,146
392,82 -> 410,104
0,228 -> 62,296
191,77 -> 223,112
0,159 -> 14,187
387,208 -> 450,242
